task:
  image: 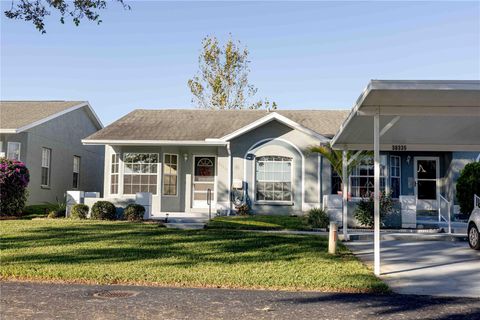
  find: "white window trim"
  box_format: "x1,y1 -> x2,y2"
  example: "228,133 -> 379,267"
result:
390,155 -> 401,199
162,153 -> 179,197
41,147 -> 51,188
254,156 -> 294,205
7,142 -> 21,160
122,152 -> 159,195
73,156 -> 80,189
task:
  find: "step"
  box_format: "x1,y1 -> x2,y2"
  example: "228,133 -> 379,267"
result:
165,223 -> 206,230
346,232 -> 468,242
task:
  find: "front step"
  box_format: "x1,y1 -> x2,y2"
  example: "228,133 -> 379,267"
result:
165,223 -> 206,230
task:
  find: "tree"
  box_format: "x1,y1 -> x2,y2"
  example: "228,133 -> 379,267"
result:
0,158 -> 30,216
188,35 -> 276,110
4,0 -> 130,34
456,162 -> 480,216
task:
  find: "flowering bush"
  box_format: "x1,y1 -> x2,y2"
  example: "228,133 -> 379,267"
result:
0,158 -> 30,216
354,191 -> 393,228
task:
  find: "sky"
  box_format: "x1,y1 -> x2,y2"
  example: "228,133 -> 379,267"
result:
1,1 -> 479,125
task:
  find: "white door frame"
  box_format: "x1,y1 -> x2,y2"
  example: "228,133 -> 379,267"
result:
414,156 -> 440,211
191,155 -> 217,209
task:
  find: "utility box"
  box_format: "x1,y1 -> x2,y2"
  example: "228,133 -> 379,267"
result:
136,192 -> 152,219
66,191 -> 84,217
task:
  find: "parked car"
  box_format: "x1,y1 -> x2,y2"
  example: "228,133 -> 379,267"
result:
468,207 -> 480,250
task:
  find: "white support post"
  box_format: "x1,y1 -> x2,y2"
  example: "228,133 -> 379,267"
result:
342,150 -> 349,241
373,114 -> 381,276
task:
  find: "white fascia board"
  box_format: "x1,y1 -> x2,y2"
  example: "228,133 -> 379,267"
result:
15,102 -> 103,133
332,143 -> 480,152
220,112 -> 329,142
0,129 -> 18,134
82,139 -> 228,146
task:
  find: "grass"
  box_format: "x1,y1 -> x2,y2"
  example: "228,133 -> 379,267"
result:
0,220 -> 388,293
207,215 -> 313,231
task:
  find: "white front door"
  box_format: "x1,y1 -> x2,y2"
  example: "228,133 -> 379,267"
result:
192,156 -> 216,208
414,157 -> 440,211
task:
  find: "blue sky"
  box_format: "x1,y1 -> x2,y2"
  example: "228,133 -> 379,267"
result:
1,1 -> 479,125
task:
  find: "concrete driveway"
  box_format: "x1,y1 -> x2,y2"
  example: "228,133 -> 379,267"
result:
345,240 -> 480,297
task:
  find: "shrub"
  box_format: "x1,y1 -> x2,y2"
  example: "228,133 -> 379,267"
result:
456,162 -> 480,216
0,158 -> 30,216
47,210 -> 64,219
91,201 -> 116,220
354,191 -> 393,228
307,208 -> 330,228
235,203 -> 250,216
71,204 -> 89,219
124,204 -> 145,221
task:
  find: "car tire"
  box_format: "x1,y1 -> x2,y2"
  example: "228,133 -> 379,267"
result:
468,224 -> 480,250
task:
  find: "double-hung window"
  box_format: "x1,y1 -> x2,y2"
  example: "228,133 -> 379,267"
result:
123,153 -> 158,194
73,156 -> 80,189
350,156 -> 387,198
110,154 -> 119,194
163,154 -> 178,196
390,155 -> 401,198
7,142 -> 21,160
256,156 -> 292,202
41,148 -> 51,187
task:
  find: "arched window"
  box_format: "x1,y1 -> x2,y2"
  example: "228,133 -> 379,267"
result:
255,156 -> 292,202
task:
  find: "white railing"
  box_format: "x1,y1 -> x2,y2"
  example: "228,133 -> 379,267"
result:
438,194 -> 451,234
474,194 -> 480,209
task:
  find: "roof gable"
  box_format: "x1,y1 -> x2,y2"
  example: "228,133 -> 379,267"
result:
0,101 -> 103,133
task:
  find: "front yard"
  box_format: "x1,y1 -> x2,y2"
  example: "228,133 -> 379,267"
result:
0,220 -> 388,293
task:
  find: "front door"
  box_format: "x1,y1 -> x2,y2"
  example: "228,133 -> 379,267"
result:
192,156 -> 216,208
414,157 -> 439,210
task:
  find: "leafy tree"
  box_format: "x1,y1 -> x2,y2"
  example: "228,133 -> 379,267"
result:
188,35 -> 276,110
4,0 -> 130,34
0,158 -> 30,216
456,162 -> 480,216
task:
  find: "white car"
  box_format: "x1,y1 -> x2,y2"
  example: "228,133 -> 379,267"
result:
468,207 -> 480,250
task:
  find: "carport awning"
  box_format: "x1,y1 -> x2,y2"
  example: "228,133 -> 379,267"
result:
331,80 -> 480,151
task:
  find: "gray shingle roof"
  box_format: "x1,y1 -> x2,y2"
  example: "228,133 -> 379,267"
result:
85,109 -> 349,141
0,101 -> 86,130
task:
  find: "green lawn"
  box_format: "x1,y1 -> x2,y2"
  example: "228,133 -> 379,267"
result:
207,215 -> 313,231
19,204 -> 56,219
0,220 -> 387,293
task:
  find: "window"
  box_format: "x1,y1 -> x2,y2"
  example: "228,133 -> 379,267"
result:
255,156 -> 292,202
41,148 -> 51,187
163,154 -> 178,196
110,154 -> 119,194
123,153 -> 158,194
350,156 -> 387,198
390,156 -> 401,198
331,166 -> 342,194
73,156 -> 80,189
7,142 -> 21,160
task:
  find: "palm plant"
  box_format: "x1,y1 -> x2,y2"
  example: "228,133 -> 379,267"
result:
310,144 -> 372,186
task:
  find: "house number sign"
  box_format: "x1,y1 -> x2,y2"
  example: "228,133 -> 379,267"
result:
391,145 -> 407,151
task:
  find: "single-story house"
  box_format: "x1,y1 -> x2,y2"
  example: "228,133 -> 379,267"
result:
82,80 -> 479,222
0,101 -> 105,205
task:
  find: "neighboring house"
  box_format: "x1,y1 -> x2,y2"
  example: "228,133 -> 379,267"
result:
82,82 -> 478,221
0,101 -> 104,205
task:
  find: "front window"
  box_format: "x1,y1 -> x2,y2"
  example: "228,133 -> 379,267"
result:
350,156 -> 387,198
123,153 -> 158,194
255,156 -> 292,202
110,154 -> 119,194
41,148 -> 51,187
390,156 -> 401,198
331,166 -> 342,194
73,156 -> 80,189
163,154 -> 178,196
7,142 -> 21,160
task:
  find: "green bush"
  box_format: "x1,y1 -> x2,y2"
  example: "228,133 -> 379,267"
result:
91,201 -> 116,220
307,208 -> 330,228
456,162 -> 480,216
354,191 -> 393,228
235,203 -> 251,216
123,204 -> 145,221
71,204 -> 89,219
0,158 -> 30,216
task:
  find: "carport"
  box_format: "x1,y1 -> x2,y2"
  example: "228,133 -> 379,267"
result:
330,80 -> 480,275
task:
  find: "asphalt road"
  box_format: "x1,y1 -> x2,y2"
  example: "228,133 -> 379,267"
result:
1,281 -> 480,320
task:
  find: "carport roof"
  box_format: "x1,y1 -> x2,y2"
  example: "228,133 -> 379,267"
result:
331,80 -> 480,151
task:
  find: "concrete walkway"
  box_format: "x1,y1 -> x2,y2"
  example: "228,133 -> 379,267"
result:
345,240 -> 480,297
